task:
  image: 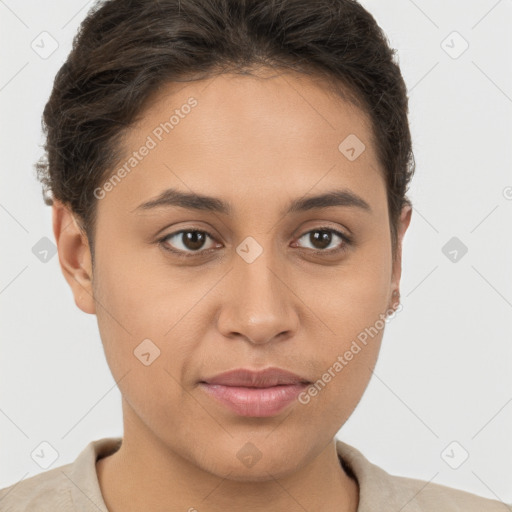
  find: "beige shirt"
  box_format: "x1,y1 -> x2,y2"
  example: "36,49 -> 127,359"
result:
0,436 -> 507,511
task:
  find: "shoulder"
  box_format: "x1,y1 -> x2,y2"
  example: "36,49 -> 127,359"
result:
0,437 -> 121,512
381,471 -> 507,511
0,462 -> 74,511
336,439 -> 508,511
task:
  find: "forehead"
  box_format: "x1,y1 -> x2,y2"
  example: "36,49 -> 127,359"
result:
97,70 -> 386,219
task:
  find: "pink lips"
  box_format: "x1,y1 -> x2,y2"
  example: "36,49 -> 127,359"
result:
199,367 -> 310,417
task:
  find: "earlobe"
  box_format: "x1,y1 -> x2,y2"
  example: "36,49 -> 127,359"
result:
52,200 -> 96,315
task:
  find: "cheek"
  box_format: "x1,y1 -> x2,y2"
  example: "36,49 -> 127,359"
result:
91,241 -> 215,402
314,239 -> 392,336
295,322 -> 385,435
296,236 -> 392,418
92,238 -> 201,338
91,251 -> 200,434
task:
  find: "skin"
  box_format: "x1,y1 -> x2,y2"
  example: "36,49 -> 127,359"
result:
53,67 -> 412,512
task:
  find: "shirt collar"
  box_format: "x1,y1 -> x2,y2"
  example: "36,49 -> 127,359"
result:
67,437 -> 122,512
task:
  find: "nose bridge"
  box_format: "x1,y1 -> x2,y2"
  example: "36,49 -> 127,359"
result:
238,251 -> 281,308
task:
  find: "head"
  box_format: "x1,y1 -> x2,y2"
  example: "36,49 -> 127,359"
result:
42,0 -> 414,480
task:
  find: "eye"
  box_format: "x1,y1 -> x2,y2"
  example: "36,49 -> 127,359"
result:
294,227 -> 351,255
159,229 -> 219,257
158,226 -> 351,259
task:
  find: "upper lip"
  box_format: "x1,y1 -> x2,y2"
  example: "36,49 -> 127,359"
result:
201,367 -> 311,387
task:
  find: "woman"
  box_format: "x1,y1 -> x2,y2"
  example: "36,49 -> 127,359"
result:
0,0 -> 506,510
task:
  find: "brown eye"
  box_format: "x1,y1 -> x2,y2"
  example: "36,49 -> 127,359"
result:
160,229 -> 217,255
296,228 -> 350,253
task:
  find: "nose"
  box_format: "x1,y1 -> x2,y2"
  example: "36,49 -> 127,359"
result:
216,250 -> 299,346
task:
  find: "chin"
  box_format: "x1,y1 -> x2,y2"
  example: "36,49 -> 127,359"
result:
191,435 -> 307,482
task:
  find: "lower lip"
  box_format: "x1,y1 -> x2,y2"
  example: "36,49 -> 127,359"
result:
199,382 -> 308,417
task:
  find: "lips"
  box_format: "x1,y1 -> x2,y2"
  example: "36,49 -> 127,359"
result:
202,367 -> 311,387
199,367 -> 311,417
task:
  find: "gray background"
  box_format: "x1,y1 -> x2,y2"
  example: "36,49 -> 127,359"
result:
1,0 -> 511,503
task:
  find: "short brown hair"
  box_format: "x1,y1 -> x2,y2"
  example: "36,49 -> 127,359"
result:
36,0 -> 415,261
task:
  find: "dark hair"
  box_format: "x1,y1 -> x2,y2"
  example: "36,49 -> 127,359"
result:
36,0 -> 414,263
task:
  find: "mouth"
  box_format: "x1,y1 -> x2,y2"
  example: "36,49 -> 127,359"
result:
199,367 -> 311,417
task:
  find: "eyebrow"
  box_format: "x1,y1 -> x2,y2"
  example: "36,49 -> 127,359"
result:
132,187 -> 372,216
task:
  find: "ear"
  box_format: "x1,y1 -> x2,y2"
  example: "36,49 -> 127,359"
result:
389,204 -> 412,308
52,200 -> 96,315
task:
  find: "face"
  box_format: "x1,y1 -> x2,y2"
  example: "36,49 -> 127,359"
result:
56,68 -> 410,481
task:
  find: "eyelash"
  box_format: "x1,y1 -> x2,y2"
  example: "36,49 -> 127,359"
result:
157,226 -> 352,259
